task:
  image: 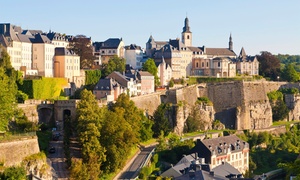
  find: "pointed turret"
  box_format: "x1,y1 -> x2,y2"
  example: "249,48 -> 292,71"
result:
147,35 -> 154,43
239,47 -> 247,58
182,17 -> 191,33
229,33 -> 233,51
181,17 -> 192,46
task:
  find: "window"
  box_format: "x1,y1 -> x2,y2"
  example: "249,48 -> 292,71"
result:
196,62 -> 198,68
218,62 -> 220,67
202,62 -> 204,67
187,35 -> 190,39
207,62 -> 209,67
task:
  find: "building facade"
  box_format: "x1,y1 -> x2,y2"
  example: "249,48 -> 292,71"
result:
124,44 -> 143,69
191,135 -> 249,174
93,38 -> 125,64
54,47 -> 80,82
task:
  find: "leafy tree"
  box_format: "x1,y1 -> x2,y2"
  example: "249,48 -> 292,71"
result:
272,100 -> 289,121
112,93 -> 153,142
257,51 -> 281,80
278,159 -> 300,179
70,158 -> 90,180
100,109 -> 136,173
102,55 -> 125,77
1,166 -> 26,180
142,58 -> 160,86
16,90 -> 28,103
69,35 -> 95,69
85,70 -> 101,85
169,78 -> 174,87
75,89 -> 106,178
0,67 -> 16,131
281,64 -> 300,82
152,103 -> 172,138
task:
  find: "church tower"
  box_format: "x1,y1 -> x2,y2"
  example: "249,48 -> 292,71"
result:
182,17 -> 192,47
229,33 -> 233,51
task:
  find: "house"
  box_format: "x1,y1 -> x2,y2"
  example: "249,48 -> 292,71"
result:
46,31 -> 69,48
124,44 -> 144,69
136,71 -> 155,94
191,135 -> 249,174
54,47 -> 80,83
161,153 -> 244,180
93,78 -> 123,102
234,47 -> 259,76
93,38 -> 125,64
0,23 -> 22,70
157,57 -> 172,86
106,71 -> 138,97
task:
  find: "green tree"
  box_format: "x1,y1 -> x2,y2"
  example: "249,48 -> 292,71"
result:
2,166 -> 26,180
142,58 -> 160,86
70,158 -> 90,180
257,51 -> 281,80
100,109 -> 136,173
69,35 -> 95,69
103,55 -> 125,77
169,78 -> 174,87
76,89 -> 106,178
278,159 -> 300,179
281,64 -> 300,82
152,103 -> 172,138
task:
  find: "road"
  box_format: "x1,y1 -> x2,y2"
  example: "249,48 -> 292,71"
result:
118,146 -> 155,180
48,132 -> 69,179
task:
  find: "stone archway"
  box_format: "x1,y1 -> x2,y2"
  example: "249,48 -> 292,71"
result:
38,107 -> 53,124
63,109 -> 71,119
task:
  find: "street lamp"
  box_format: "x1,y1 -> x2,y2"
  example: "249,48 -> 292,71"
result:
277,76 -> 279,81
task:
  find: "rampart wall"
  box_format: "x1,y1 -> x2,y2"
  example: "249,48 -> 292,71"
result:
0,137 -> 40,167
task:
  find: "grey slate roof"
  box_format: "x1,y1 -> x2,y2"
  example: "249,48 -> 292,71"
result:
125,44 -> 141,50
46,32 -> 67,41
106,71 -> 129,87
201,135 -> 248,155
212,162 -> 242,178
55,47 -> 76,56
100,38 -> 122,49
17,34 -> 34,43
22,29 -> 43,36
32,33 -> 51,43
94,78 -> 118,91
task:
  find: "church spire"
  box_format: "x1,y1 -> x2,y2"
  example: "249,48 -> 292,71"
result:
182,17 -> 191,33
229,33 -> 233,51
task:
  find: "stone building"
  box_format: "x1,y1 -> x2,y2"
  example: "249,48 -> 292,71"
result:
146,17 -> 259,79
191,135 -> 249,174
93,38 -> 125,64
124,44 -> 143,69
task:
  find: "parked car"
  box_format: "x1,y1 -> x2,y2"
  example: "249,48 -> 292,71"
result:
49,147 -> 56,153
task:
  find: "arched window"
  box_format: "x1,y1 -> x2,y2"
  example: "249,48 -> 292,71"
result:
187,35 -> 190,39
196,62 -> 198,68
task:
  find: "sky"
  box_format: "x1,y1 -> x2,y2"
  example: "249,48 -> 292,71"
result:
1,0 -> 300,56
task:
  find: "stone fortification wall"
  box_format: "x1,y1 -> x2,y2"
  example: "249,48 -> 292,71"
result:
175,85 -> 200,106
0,137 -> 40,167
18,104 -> 39,123
131,92 -> 163,115
207,81 -> 244,129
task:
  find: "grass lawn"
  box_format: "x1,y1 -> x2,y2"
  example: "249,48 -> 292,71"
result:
272,120 -> 300,127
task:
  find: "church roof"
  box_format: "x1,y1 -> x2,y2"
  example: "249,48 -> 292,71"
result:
188,46 -> 203,52
205,48 -> 236,56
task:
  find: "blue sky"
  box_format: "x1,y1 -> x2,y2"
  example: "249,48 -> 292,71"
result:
1,0 -> 300,55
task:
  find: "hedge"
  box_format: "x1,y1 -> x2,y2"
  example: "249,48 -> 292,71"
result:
18,77 -> 68,99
